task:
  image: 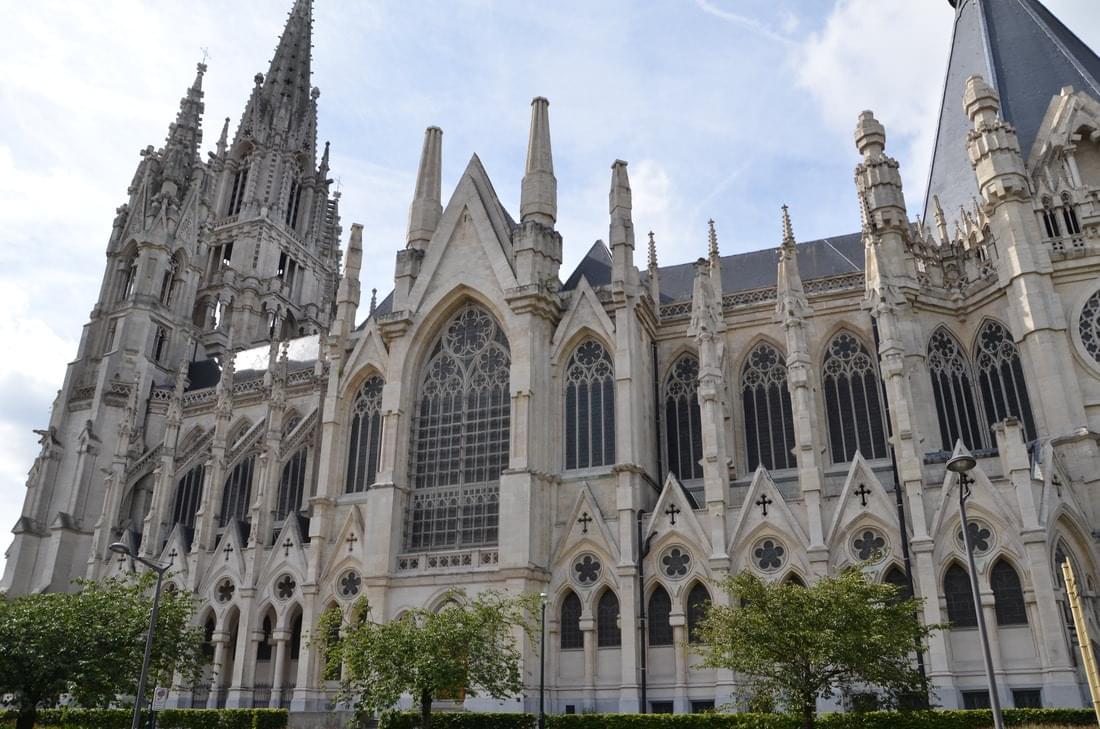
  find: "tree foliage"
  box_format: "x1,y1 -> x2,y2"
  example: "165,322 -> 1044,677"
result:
0,573 -> 204,729
693,569 -> 941,729
319,589 -> 539,729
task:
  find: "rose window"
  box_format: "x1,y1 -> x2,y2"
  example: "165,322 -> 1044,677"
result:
339,570 -> 362,598
661,546 -> 691,579
753,538 -> 786,573
275,574 -> 296,600
573,554 -> 602,585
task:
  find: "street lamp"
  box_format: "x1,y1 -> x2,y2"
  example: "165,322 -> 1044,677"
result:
109,542 -> 170,729
945,455 -> 1004,729
538,592 -> 547,729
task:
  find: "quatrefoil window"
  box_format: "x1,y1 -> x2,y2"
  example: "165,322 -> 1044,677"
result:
216,579 -> 235,603
753,538 -> 786,573
661,546 -> 691,579
339,570 -> 361,598
275,574 -> 296,600
852,529 -> 887,562
573,554 -> 602,585
956,520 -> 994,555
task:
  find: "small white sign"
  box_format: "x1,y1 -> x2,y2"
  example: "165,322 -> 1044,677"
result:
152,687 -> 169,711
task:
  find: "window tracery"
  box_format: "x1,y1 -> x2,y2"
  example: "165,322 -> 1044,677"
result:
346,376 -> 384,493
686,583 -> 709,643
974,321 -> 1036,441
1079,290 -> 1100,365
560,591 -> 583,650
741,343 -> 795,471
822,333 -> 888,462
406,304 -> 510,551
172,464 -> 204,531
648,586 -> 673,646
219,454 -> 255,528
991,559 -> 1028,626
928,327 -> 985,450
944,563 -> 977,627
664,354 -> 703,480
596,590 -> 621,647
564,339 -> 616,470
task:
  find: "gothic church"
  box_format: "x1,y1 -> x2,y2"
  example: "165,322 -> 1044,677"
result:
7,0 -> 1100,718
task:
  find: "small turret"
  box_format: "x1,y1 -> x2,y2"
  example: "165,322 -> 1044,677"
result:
854,110 -> 912,287
964,75 -> 1029,207
406,127 -> 443,251
646,231 -> 660,305
775,205 -> 810,323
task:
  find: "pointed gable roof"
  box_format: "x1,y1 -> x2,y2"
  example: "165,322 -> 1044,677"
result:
926,0 -> 1100,221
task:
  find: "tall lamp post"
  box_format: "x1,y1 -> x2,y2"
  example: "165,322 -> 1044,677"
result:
944,456 -> 1004,729
109,542 -> 170,729
538,592 -> 547,729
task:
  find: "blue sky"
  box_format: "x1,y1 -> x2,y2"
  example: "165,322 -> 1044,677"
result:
1,0 -> 1098,566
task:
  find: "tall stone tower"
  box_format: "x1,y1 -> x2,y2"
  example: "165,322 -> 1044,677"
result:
0,0 -> 339,594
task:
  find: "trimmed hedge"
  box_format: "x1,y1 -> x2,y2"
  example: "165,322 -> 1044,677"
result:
0,709 -> 287,729
380,709 -> 1100,729
379,712 -> 535,729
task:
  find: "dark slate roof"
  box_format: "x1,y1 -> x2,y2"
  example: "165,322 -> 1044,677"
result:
642,232 -> 864,303
926,0 -> 1100,222
562,240 -> 612,291
186,359 -> 221,391
354,289 -> 394,331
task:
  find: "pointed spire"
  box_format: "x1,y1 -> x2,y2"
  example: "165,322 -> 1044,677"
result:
406,126 -> 443,250
234,0 -> 317,154
933,194 -> 949,244
369,288 -> 378,315
609,160 -> 632,219
520,97 -> 556,226
647,231 -> 660,305
781,204 -> 796,250
706,219 -> 723,296
707,219 -> 719,261
216,116 -> 230,157
159,62 -> 207,192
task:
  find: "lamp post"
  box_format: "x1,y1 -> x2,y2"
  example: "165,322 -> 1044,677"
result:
945,455 -> 1004,729
110,542 -> 170,729
538,592 -> 547,729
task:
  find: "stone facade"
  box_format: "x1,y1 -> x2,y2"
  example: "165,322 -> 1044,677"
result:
7,0 -> 1100,718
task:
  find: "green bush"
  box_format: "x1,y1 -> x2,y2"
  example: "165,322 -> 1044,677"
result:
817,709 -> 1098,729
157,709 -> 287,729
546,714 -> 797,729
34,708 -> 132,729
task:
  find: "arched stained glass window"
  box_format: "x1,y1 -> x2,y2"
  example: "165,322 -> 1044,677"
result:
944,563 -> 977,628
648,586 -> 673,646
560,591 -> 583,650
172,464 -> 204,530
275,448 -> 307,522
991,559 -> 1028,626
822,332 -> 889,462
928,327 -> 985,450
407,303 -> 510,552
741,342 -> 795,471
346,375 -> 384,493
974,321 -> 1036,441
565,340 -> 616,470
687,583 -> 710,643
665,355 -> 703,480
219,454 -> 255,528
597,590 -> 621,648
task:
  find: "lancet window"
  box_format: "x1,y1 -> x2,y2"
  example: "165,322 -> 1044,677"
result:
275,448 -> 308,522
597,589 -> 621,648
928,327 -> 985,451
822,332 -> 889,462
160,255 -> 180,307
648,586 -> 673,646
346,376 -> 384,494
286,179 -> 304,229
991,559 -> 1028,626
974,321 -> 1036,441
687,583 -> 710,643
665,354 -> 703,480
406,303 -> 510,552
564,339 -> 616,470
227,162 -> 249,217
740,342 -> 795,471
172,464 -> 204,530
119,255 -> 138,301
944,563 -> 977,628
219,454 -> 255,528
1040,197 -> 1062,239
560,591 -> 583,650
1062,193 -> 1082,236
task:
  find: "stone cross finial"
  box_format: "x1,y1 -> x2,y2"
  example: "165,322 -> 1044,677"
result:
781,204 -> 795,249
647,231 -> 658,270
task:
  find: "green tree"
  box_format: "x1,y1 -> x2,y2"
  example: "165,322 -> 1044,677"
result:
0,574 -> 204,729
693,568 -> 940,729
320,589 -> 539,729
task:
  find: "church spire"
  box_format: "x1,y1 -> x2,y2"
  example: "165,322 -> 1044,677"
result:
406,126 -> 443,250
520,97 -> 556,226
609,159 -> 635,286
159,62 -> 206,195
234,0 -> 317,153
924,0 -> 1100,222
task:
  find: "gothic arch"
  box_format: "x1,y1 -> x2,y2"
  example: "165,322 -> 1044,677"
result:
562,337 -> 616,471
663,352 -> 704,481
344,372 -> 384,495
820,329 -> 889,463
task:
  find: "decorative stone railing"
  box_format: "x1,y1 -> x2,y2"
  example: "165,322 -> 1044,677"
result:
396,548 -> 500,573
